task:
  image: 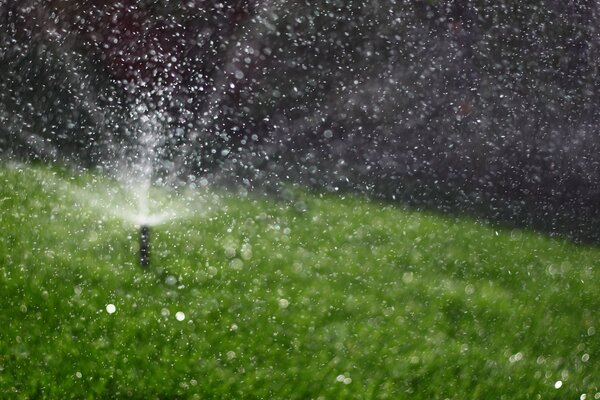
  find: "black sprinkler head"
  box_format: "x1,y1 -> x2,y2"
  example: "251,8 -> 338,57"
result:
139,225 -> 151,268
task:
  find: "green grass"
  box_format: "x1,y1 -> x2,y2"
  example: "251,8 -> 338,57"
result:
1,163 -> 600,399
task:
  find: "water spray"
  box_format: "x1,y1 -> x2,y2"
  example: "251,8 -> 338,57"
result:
139,224 -> 151,268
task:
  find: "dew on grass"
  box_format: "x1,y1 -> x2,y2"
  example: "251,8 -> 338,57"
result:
161,308 -> 170,318
75,371 -> 82,379
226,351 -> 236,360
230,323 -> 239,331
175,311 -> 185,321
582,353 -> 590,362
106,304 -> 116,314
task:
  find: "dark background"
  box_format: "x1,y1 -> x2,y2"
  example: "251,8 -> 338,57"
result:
2,0 -> 600,242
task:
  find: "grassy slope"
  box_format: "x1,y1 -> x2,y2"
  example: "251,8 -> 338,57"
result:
1,164 -> 600,399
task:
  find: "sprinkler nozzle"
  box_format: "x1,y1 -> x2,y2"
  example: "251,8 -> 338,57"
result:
139,225 -> 150,268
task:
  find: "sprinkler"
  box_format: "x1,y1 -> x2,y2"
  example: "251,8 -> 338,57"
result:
139,224 -> 151,268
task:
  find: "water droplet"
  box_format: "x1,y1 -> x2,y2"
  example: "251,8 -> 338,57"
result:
165,275 -> 177,286
582,353 -> 590,362
75,371 -> 82,379
106,304 -> 116,314
588,327 -> 596,336
230,258 -> 244,270
554,380 -> 562,389
240,243 -> 253,260
230,323 -> 239,331
175,311 -> 185,321
278,298 -> 290,309
226,351 -> 236,360
509,352 -> 523,363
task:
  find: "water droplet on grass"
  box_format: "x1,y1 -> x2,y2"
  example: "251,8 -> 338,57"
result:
175,311 -> 185,321
165,275 -> 177,286
509,352 -> 523,363
240,243 -> 253,260
106,304 -> 116,314
554,380 -> 562,389
278,298 -> 290,309
230,258 -> 244,270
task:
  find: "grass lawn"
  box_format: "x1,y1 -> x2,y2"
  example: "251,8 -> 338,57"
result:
1,163 -> 600,399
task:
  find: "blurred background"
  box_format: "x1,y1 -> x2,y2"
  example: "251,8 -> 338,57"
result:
1,0 -> 600,241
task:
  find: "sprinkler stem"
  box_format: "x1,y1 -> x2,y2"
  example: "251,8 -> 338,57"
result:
139,225 -> 150,268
